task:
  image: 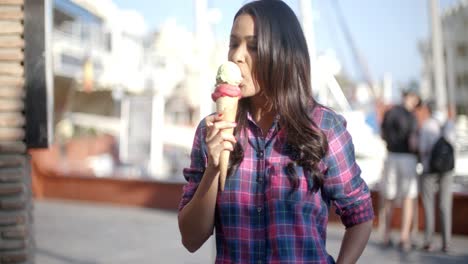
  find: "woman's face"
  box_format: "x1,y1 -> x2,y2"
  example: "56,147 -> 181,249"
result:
228,14 -> 260,98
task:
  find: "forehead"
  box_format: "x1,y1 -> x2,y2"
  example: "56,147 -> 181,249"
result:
231,14 -> 256,36
405,93 -> 418,98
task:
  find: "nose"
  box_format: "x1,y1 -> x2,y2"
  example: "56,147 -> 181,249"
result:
230,45 -> 245,64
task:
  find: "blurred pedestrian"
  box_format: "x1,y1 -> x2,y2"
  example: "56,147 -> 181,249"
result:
419,100 -> 455,253
380,88 -> 421,251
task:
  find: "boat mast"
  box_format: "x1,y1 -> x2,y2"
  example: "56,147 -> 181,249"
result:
298,0 -> 351,111
428,0 -> 447,114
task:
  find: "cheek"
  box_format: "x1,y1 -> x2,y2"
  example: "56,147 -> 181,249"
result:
246,56 -> 257,84
227,50 -> 234,61
243,78 -> 260,96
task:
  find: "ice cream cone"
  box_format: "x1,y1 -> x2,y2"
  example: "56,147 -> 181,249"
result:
216,96 -> 239,191
211,61 -> 242,191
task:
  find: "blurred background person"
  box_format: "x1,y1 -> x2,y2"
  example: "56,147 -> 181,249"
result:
419,100 -> 456,253
380,88 -> 421,251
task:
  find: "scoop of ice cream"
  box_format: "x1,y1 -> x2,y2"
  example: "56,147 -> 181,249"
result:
216,61 -> 242,85
211,83 -> 241,101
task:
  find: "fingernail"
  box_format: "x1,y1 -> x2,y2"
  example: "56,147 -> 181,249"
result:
218,113 -> 223,117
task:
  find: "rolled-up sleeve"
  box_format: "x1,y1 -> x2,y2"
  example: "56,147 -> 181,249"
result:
322,114 -> 374,228
178,119 -> 208,211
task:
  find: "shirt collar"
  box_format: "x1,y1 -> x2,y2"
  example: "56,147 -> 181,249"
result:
245,111 -> 282,138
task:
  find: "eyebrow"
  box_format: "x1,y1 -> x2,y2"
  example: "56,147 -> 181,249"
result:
230,35 -> 257,41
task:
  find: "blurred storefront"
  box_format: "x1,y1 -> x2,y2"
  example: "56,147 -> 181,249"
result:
33,0 -> 179,184
30,0 -> 226,203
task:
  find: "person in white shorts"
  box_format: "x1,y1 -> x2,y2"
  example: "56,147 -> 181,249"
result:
382,153 -> 418,201
380,88 -> 420,251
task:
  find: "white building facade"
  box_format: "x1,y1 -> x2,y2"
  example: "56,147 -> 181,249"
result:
442,1 -> 468,115
52,0 -> 156,177
50,0 -> 229,180
420,0 -> 468,115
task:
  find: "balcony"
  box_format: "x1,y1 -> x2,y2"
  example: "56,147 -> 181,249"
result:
52,22 -> 110,88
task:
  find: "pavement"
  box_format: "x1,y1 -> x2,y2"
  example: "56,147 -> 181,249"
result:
34,199 -> 468,264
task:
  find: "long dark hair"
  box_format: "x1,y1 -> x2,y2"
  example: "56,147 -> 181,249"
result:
228,0 -> 328,193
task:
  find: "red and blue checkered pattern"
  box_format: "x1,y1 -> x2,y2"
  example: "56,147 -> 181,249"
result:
179,105 -> 374,263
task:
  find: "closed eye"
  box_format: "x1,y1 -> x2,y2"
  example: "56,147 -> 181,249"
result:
229,42 -> 239,49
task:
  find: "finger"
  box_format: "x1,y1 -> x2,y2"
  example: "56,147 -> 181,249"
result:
205,115 -> 216,127
206,132 -> 236,151
206,132 -> 225,149
205,116 -> 219,141
220,132 -> 237,144
205,113 -> 224,126
207,139 -> 235,157
214,113 -> 224,122
206,124 -> 221,142
206,121 -> 237,142
206,135 -> 236,167
213,121 -> 237,131
222,141 -> 235,151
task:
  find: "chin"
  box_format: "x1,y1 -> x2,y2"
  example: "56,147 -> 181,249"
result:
241,91 -> 257,98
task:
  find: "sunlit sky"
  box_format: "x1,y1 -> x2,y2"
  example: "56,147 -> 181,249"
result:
113,0 -> 460,85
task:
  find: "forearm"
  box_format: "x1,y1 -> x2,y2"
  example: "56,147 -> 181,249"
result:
178,166 -> 220,252
336,220 -> 373,264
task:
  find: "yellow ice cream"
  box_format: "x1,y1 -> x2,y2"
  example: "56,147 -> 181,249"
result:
216,61 -> 242,85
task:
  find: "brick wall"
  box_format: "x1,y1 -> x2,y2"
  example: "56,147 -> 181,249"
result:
0,0 -> 33,263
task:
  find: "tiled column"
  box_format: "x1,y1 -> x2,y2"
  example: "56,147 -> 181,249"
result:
0,0 -> 34,263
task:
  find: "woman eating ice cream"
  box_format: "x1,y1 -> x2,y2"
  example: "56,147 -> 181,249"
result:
178,1 -> 374,263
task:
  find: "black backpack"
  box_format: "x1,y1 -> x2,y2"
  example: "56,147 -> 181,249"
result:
429,124 -> 455,173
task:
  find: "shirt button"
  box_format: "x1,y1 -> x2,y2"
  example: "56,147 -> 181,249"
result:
257,207 -> 263,213
257,176 -> 264,183
258,150 -> 264,158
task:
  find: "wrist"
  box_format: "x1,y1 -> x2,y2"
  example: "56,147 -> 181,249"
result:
204,163 -> 220,178
206,158 -> 220,171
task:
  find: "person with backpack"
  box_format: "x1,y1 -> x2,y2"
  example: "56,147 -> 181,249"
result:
419,100 -> 456,253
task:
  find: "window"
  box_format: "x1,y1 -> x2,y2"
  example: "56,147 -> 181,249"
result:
456,72 -> 468,87
457,44 -> 467,57
53,8 -> 74,33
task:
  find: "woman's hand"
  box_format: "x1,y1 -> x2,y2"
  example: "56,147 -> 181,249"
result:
205,114 -> 237,169
179,114 -> 237,252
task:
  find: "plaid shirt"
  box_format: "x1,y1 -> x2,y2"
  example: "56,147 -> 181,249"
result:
179,105 -> 374,263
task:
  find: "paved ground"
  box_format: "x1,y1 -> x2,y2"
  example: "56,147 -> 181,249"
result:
34,199 -> 468,264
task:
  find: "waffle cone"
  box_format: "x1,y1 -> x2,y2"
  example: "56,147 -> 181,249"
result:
215,96 -> 239,191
